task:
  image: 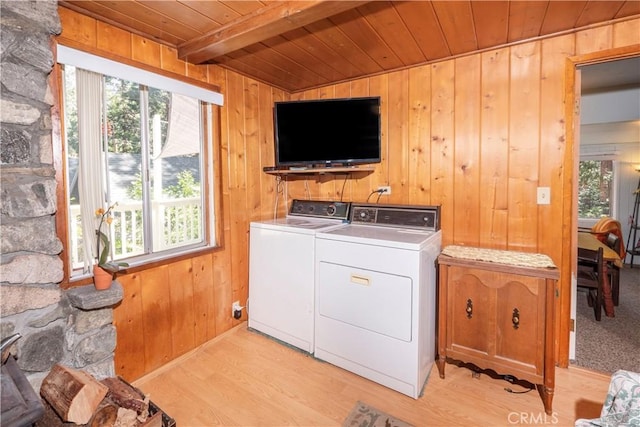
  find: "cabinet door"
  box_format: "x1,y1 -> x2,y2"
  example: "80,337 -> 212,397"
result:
447,268 -> 492,357
446,266 -> 546,379
495,276 -> 545,376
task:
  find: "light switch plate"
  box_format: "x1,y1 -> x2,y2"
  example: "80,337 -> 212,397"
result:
537,187 -> 550,205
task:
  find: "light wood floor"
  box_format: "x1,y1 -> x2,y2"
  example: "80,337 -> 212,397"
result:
133,323 -> 611,427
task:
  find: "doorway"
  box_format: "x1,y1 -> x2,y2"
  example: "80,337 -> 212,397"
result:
570,55 -> 640,373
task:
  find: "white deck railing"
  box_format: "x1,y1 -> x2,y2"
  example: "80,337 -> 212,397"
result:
69,198 -> 201,269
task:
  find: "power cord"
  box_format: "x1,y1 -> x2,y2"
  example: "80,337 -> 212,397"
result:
366,189 -> 385,203
339,174 -> 348,202
504,387 -> 534,394
502,375 -> 534,394
273,176 -> 285,220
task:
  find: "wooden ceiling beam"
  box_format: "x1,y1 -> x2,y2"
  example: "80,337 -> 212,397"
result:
178,1 -> 371,64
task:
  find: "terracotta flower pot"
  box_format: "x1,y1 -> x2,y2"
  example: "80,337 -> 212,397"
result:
93,265 -> 113,290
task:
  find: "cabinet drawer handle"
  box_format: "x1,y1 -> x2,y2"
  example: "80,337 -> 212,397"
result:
512,308 -> 520,329
350,274 -> 370,286
465,299 -> 473,319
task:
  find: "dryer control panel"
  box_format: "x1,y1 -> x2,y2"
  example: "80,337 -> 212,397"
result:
289,199 -> 350,220
350,203 -> 440,231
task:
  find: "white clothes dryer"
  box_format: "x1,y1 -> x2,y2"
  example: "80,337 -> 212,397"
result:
248,199 -> 350,353
314,203 -> 442,398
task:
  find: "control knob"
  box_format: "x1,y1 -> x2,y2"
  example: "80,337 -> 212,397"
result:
423,214 -> 434,226
358,209 -> 371,221
326,204 -> 336,216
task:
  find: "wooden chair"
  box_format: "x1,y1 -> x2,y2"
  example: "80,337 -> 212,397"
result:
604,232 -> 621,306
591,217 -> 626,259
577,246 -> 605,321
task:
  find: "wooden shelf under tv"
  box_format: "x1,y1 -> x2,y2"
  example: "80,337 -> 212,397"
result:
263,165 -> 376,175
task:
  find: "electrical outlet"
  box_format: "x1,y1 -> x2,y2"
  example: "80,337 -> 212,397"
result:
232,301 -> 243,319
377,185 -> 391,195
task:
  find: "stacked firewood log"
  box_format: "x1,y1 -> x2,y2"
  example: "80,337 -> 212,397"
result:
37,364 -> 162,427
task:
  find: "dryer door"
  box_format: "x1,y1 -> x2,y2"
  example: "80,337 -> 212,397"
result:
317,261 -> 412,341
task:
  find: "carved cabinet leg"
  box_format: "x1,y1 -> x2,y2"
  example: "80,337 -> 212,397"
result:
436,355 -> 446,379
536,384 -> 554,415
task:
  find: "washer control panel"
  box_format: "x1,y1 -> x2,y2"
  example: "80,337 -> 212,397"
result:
350,203 -> 440,231
289,199 -> 350,220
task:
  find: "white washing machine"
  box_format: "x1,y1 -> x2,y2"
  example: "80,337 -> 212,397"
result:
314,203 -> 441,398
248,199 -> 350,353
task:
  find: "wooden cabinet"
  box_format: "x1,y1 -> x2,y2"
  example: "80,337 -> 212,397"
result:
436,247 -> 559,415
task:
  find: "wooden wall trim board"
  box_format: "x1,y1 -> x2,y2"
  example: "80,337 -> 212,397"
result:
50,43 -> 72,283
54,6 -> 640,381
540,33 -> 575,368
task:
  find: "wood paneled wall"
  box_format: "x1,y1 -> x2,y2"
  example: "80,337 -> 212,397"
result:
56,6 -> 640,381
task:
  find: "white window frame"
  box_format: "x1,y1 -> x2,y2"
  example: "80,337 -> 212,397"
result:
57,46 -> 223,105
58,46 -> 223,278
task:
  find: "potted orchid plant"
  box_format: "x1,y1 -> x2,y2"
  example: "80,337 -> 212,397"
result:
94,202 -> 129,289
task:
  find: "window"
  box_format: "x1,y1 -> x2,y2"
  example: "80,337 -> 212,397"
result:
578,159 -> 615,220
58,47 -> 221,276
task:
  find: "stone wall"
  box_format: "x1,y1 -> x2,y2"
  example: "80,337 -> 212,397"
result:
1,0 -> 120,389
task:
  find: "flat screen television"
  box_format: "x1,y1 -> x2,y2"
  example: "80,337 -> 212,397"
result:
273,96 -> 381,168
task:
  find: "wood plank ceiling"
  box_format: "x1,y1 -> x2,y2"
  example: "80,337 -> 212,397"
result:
59,1 -> 640,93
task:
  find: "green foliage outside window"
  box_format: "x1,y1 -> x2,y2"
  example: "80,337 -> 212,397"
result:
165,170 -> 199,198
126,170 -> 200,201
578,160 -> 613,218
125,169 -> 201,247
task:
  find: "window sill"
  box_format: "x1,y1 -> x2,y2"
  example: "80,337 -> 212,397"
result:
63,244 -> 221,289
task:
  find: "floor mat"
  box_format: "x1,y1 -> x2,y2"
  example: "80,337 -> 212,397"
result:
343,401 -> 414,427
